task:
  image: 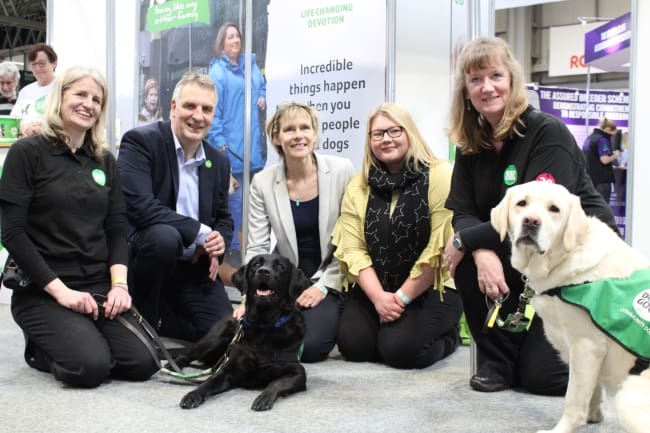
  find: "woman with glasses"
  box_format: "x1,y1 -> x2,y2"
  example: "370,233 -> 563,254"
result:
10,43 -> 58,138
332,102 -> 463,369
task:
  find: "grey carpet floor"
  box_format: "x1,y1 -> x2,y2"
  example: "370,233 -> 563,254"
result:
0,303 -> 623,433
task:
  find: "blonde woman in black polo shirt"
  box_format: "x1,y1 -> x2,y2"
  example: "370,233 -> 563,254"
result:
0,66 -> 159,388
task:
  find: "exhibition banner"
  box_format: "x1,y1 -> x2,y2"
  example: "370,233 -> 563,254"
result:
529,85 -> 629,235
264,1 -> 386,168
145,0 -> 210,32
585,13 -> 631,64
530,85 -> 628,144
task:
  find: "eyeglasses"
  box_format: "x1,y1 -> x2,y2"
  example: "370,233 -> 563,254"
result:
369,126 -> 404,141
30,61 -> 49,69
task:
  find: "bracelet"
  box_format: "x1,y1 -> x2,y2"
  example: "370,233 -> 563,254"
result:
314,282 -> 328,296
396,289 -> 411,305
111,277 -> 128,285
240,294 -> 246,305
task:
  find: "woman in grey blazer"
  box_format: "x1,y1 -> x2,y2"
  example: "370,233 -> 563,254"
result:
240,100 -> 355,362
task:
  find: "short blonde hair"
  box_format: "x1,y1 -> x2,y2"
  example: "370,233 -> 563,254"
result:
362,102 -> 437,180
447,37 -> 529,155
42,66 -> 108,161
265,100 -> 319,158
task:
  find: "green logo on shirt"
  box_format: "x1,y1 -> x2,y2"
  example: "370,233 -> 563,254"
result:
92,169 -> 106,186
205,160 -> 212,168
503,164 -> 517,186
35,95 -> 47,114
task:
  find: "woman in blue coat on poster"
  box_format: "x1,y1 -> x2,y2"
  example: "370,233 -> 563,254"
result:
208,22 -> 267,268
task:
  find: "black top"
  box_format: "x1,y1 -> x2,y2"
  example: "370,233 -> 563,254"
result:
290,196 -> 321,278
0,135 -> 128,289
445,105 -> 616,254
582,129 -> 615,184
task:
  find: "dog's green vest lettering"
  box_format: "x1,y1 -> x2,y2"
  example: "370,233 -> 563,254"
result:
557,268 -> 650,359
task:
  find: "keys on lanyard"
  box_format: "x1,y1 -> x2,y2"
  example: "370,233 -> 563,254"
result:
482,293 -> 507,333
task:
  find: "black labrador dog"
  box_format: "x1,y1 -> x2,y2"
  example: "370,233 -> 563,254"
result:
175,253 -> 311,410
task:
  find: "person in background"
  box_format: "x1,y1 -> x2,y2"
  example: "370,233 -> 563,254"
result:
0,66 -> 159,387
138,78 -> 163,125
10,43 -> 58,137
207,22 -> 267,272
444,36 -> 615,395
582,118 -> 619,204
237,100 -> 355,362
118,72 -> 234,342
332,102 -> 462,369
613,130 -> 629,203
0,61 -> 20,115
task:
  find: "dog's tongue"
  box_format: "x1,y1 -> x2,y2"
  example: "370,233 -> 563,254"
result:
256,289 -> 272,296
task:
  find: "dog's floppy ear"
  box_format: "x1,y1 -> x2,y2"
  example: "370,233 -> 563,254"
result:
491,187 -> 513,241
562,194 -> 588,251
289,266 -> 310,300
231,264 -> 248,295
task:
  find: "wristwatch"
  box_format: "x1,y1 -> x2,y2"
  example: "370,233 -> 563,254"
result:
452,233 -> 464,252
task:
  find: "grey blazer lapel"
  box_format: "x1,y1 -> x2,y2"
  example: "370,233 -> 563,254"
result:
316,154 -> 333,259
272,166 -> 299,260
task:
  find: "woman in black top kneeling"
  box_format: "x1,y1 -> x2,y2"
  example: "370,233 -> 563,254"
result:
0,66 -> 159,387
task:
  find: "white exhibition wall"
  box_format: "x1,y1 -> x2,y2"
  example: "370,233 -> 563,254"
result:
628,0 -> 650,257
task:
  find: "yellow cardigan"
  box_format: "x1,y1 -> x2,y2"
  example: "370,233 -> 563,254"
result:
332,160 -> 455,295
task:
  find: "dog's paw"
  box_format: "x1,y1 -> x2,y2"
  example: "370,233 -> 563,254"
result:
180,391 -> 206,409
251,392 -> 276,411
586,409 -> 604,424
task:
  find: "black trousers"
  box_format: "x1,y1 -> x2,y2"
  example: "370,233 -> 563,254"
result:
454,251 -> 568,396
129,224 -> 233,342
595,182 -> 612,204
300,291 -> 344,363
11,288 -> 159,388
337,285 -> 462,369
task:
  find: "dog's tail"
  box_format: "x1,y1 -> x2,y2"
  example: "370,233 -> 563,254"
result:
615,368 -> 650,433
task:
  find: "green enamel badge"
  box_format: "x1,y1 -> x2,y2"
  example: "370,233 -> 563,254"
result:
92,169 -> 106,186
503,164 -> 517,186
205,160 -> 213,169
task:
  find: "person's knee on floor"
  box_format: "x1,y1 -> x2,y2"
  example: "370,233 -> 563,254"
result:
51,347 -> 112,388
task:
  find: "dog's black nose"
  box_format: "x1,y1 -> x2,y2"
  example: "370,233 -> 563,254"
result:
256,267 -> 271,277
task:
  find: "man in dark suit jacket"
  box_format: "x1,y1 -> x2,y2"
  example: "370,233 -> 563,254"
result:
118,72 -> 234,342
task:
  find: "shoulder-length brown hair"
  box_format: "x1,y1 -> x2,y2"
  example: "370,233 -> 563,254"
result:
213,22 -> 242,57
362,103 -> 438,181
42,66 -> 109,161
447,36 -> 529,155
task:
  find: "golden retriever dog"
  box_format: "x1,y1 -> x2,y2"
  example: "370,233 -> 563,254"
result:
491,180 -> 650,433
